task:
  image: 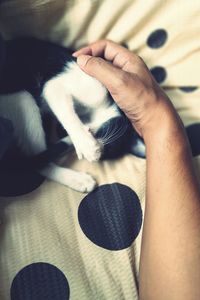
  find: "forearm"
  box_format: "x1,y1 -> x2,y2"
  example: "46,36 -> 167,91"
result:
139,101 -> 200,300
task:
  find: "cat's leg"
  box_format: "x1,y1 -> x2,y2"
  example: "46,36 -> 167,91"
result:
0,91 -> 96,192
42,77 -> 103,162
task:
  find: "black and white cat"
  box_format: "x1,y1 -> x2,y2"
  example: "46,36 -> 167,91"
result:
0,38 -> 145,192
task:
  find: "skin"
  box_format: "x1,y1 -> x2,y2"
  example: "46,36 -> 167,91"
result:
73,40 -> 200,300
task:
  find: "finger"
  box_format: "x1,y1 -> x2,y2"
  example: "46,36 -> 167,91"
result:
72,40 -> 109,57
73,40 -> 129,62
77,54 -> 133,94
92,41 -> 151,81
74,39 -> 144,74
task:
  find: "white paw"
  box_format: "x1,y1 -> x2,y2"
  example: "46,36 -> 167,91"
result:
70,172 -> 97,193
73,129 -> 103,162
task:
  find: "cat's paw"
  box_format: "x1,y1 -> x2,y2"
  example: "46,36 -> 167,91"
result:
77,139 -> 103,162
70,172 -> 97,193
73,130 -> 103,162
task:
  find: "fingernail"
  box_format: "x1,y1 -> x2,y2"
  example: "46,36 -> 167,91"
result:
72,51 -> 78,57
77,55 -> 91,67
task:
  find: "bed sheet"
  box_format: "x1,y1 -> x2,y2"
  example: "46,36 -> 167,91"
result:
0,1 -> 200,299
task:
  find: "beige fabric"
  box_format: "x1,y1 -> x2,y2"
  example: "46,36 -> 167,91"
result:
0,154 -> 146,299
0,0 -> 200,86
0,1 -> 200,299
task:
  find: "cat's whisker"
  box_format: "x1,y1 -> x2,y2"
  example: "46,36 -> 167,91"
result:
101,122 -> 129,145
101,127 -> 120,143
100,120 -> 117,140
101,115 -> 128,141
101,126 -> 117,141
107,120 -> 129,142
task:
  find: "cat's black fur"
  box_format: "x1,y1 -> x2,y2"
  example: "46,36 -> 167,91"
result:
0,38 -> 75,104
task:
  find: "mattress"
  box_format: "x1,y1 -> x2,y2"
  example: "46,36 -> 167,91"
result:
0,1 -> 200,299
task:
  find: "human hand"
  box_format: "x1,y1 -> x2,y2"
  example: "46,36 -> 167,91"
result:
73,40 -> 178,141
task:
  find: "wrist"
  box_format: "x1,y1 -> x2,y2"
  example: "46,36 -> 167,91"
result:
140,99 -> 190,153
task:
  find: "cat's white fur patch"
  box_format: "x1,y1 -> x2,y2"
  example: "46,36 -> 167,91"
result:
43,61 -> 120,133
40,163 -> 97,193
43,76 -> 103,161
0,91 -> 46,155
63,61 -> 108,107
131,138 -> 146,157
88,104 -> 120,133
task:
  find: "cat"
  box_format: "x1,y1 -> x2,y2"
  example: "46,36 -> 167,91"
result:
0,37 -> 145,192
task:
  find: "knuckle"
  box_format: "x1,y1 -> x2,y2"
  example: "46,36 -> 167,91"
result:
93,39 -> 112,48
127,52 -> 144,65
86,56 -> 101,67
133,54 -> 144,65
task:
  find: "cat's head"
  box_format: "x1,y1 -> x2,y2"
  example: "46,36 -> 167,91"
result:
73,92 -> 134,160
66,61 -> 136,159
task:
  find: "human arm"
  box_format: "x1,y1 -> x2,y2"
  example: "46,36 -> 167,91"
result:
73,40 -> 200,299
140,100 -> 200,300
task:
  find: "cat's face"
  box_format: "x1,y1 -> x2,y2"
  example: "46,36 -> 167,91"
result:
74,93 -> 133,159
66,61 -> 134,159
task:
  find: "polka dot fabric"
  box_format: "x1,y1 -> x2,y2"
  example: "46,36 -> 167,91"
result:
0,0 -> 200,299
0,154 -> 145,300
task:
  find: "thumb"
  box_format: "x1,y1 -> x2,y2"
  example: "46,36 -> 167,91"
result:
76,54 -> 127,93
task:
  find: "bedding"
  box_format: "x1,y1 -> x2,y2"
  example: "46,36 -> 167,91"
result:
0,1 -> 200,299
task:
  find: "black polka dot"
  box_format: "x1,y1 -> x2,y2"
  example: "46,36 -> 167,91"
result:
147,29 -> 167,49
179,86 -> 198,93
78,183 -> 142,250
150,66 -> 167,83
186,123 -> 200,157
11,263 -> 70,300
